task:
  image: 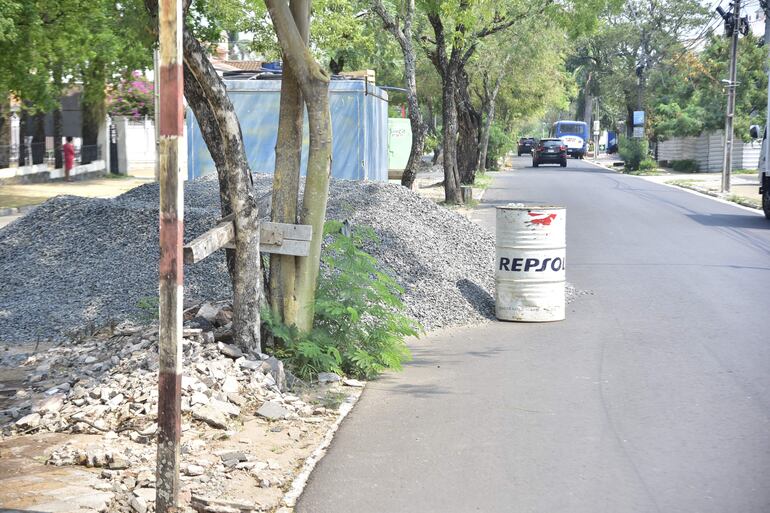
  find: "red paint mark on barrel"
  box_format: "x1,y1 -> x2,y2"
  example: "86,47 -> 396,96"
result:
528,212 -> 557,226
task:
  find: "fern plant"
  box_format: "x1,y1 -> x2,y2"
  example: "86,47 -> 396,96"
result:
264,220 -> 420,380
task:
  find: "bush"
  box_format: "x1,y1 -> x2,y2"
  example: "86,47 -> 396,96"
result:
486,124 -> 514,170
670,159 -> 698,173
264,221 -> 420,380
618,137 -> 649,171
108,71 -> 154,119
638,159 -> 657,171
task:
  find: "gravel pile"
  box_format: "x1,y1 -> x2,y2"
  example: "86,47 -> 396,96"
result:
0,175 -> 495,342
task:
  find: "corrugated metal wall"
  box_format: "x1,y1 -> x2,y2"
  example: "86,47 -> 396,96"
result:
186,79 -> 389,181
658,130 -> 762,172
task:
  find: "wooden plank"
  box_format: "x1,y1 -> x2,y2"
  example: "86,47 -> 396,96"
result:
262,221 -> 312,241
183,218 -> 235,264
184,220 -> 313,263
223,239 -> 310,256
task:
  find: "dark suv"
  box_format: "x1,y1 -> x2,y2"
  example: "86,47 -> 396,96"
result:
532,139 -> 567,167
517,137 -> 536,156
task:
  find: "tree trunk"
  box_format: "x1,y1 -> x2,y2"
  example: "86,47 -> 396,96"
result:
53,68 -> 63,169
583,72 -> 593,125
270,0 -> 309,327
265,0 -> 333,333
31,112 -> 45,165
183,29 -> 261,352
18,110 -> 28,166
477,75 -> 502,174
371,0 -> 425,189
427,12 -> 462,204
81,63 -> 107,165
455,67 -> 480,185
0,99 -> 9,168
442,70 -> 462,204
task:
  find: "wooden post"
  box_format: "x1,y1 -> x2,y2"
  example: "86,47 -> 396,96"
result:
156,0 -> 184,510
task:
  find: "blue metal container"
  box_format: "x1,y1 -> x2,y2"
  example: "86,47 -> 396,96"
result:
186,79 -> 389,181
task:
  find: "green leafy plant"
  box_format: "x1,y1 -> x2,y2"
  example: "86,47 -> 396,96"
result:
486,124 -> 514,170
670,159 -> 698,173
618,137 -> 649,171
264,220 -> 419,380
136,296 -> 159,321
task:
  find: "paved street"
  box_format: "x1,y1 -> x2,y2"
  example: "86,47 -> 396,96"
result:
296,157 -> 770,513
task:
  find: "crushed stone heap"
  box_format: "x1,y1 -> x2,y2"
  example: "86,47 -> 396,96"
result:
0,174 -> 496,343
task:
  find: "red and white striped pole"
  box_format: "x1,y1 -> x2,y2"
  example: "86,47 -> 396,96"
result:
156,0 -> 184,510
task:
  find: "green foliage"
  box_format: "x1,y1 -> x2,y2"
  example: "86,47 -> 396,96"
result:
264,221 -> 419,380
618,137 -> 648,171
108,71 -> 154,119
638,159 -> 657,171
670,159 -> 698,173
486,124 -> 514,170
136,296 -> 159,321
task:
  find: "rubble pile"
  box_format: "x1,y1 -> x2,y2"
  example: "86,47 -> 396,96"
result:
0,302 -> 360,513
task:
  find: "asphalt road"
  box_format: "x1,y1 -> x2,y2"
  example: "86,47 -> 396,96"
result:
296,157 -> 770,513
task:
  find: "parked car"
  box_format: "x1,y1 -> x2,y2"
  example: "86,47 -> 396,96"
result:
517,137 -> 536,156
532,139 -> 567,167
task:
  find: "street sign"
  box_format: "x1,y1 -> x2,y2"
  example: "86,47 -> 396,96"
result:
593,120 -> 600,135
633,111 -> 645,126
633,126 -> 645,138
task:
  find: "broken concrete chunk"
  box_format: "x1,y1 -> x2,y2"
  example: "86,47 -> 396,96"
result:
185,464 -> 206,476
217,342 -> 243,359
256,401 -> 290,420
318,372 -> 341,384
32,392 -> 66,414
209,398 -> 240,417
343,378 -> 365,388
221,375 -> 239,394
15,412 -> 41,428
196,302 -> 220,323
192,405 -> 228,429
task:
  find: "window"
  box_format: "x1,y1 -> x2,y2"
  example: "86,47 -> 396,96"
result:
558,123 -> 584,135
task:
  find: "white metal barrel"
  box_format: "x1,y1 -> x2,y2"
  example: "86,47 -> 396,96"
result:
495,204 -> 566,322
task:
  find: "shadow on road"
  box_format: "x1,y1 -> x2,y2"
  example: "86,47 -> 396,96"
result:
686,213 -> 770,229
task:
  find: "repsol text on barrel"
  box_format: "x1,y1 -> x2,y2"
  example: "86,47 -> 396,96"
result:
498,257 -> 565,272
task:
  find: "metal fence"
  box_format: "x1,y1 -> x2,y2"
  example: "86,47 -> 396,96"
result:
0,143 -> 102,169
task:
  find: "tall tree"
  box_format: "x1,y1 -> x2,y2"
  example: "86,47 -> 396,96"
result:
371,0 -> 427,189
264,0 -> 333,332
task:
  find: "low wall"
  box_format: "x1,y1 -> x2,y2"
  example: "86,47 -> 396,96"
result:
657,130 -> 761,172
0,160 -> 106,185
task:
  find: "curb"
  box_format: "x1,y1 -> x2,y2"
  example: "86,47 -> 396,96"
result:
581,159 -> 765,215
279,385 -> 364,511
667,181 -> 763,211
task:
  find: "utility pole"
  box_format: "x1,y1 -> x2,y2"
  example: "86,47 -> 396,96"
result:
762,0 -> 770,180
720,0 -> 742,193
156,0 -> 184,510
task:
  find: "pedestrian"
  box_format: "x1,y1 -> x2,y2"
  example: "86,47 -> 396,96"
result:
63,137 -> 75,182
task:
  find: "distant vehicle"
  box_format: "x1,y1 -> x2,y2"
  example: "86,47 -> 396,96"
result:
532,138 -> 567,168
749,125 -> 770,219
551,120 -> 589,158
517,137 -> 536,156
